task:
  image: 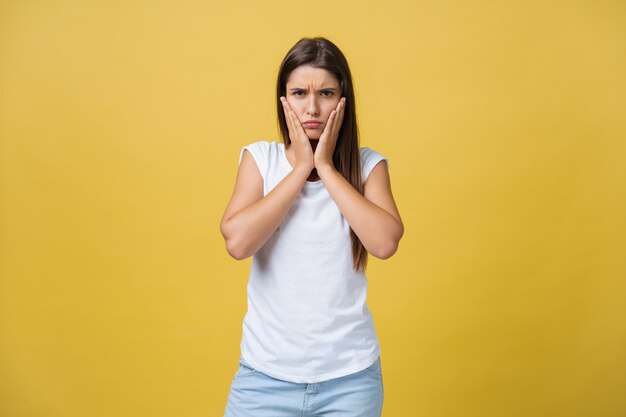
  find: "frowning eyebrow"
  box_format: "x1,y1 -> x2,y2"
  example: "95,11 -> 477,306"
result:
288,87 -> 338,91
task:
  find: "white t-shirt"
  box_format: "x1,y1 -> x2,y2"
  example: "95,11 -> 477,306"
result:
236,140 -> 388,383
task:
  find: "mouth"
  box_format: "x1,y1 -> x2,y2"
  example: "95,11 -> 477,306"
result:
303,122 -> 322,128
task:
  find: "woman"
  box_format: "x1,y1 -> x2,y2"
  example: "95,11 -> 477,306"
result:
220,36 -> 403,417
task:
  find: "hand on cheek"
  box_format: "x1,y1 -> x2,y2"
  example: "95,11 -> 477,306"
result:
315,97 -> 346,172
280,96 -> 314,172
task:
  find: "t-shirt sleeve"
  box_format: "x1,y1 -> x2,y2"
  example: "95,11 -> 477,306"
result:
360,147 -> 388,182
238,141 -> 269,181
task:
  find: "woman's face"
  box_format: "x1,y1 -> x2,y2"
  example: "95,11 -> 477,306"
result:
285,65 -> 342,140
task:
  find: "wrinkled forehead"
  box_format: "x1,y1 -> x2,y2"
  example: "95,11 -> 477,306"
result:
286,65 -> 340,88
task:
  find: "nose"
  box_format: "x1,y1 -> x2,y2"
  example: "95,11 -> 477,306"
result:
306,95 -> 320,117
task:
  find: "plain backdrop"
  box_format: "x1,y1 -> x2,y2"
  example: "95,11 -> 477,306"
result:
1,1 -> 625,416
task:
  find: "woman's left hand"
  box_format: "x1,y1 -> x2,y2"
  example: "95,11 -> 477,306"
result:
314,97 -> 346,172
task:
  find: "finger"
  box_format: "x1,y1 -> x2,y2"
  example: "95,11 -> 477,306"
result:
339,97 -> 346,122
281,96 -> 293,116
327,100 -> 341,139
322,110 -> 337,142
338,97 -> 346,122
281,97 -> 298,140
334,99 -> 346,137
290,109 -> 307,138
283,97 -> 300,130
282,97 -> 307,141
280,97 -> 295,139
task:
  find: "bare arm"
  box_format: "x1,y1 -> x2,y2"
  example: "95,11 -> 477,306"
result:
221,96 -> 316,260
309,96 -> 403,259
317,160 -> 404,259
219,149 -> 311,260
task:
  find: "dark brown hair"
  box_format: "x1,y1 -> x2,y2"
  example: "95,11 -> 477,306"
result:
276,37 -> 367,272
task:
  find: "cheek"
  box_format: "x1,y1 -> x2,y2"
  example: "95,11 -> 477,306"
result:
323,103 -> 340,121
286,99 -> 303,115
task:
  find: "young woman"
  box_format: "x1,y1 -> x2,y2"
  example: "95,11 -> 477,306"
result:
220,37 -> 403,417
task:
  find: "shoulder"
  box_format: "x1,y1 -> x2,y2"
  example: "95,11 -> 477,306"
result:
239,140 -> 269,158
238,140 -> 281,164
359,146 -> 389,182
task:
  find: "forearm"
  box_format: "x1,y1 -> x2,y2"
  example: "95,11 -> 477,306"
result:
318,166 -> 403,259
221,167 -> 310,260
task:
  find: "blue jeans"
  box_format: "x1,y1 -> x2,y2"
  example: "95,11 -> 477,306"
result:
223,356 -> 384,417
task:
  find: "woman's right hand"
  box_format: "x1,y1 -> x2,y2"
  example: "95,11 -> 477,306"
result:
280,96 -> 314,173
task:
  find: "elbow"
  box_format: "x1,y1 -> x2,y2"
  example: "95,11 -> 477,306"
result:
369,240 -> 399,260
221,220 -> 251,261
369,225 -> 403,259
224,237 -> 251,260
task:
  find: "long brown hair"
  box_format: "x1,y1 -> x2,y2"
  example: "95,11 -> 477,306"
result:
276,37 -> 367,272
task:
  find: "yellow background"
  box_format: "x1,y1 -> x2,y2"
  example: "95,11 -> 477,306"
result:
1,0 -> 625,416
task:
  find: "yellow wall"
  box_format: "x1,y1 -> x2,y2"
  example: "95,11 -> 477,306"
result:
1,1 -> 624,416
